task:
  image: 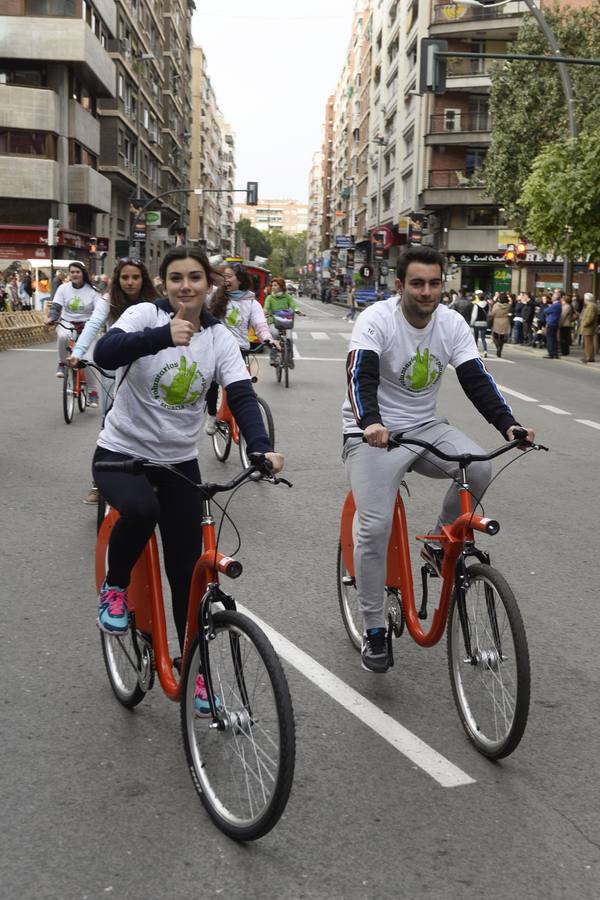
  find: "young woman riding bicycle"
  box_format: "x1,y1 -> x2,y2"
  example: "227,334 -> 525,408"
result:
92,246 -> 284,711
264,276 -> 306,367
203,262 -> 276,435
65,257 -> 159,504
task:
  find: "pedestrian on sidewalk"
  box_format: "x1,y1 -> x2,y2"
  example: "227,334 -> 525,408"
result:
449,289 -> 471,324
344,285 -> 358,321
559,294 -> 575,356
544,289 -> 562,359
580,293 -> 598,363
470,289 -> 488,357
489,292 -> 511,357
521,293 -> 535,345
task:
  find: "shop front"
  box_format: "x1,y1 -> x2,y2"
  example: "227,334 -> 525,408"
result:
446,251 -> 512,295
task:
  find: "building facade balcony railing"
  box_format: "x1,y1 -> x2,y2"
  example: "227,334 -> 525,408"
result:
428,168 -> 486,189
432,1 -> 527,26
429,112 -> 491,134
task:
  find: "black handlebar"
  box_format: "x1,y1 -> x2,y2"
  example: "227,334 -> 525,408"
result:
94,452 -> 292,497
386,431 -> 548,464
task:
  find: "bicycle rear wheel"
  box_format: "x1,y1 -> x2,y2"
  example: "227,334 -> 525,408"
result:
282,341 -> 290,388
181,610 -> 295,841
447,563 -> 530,759
239,396 -> 275,468
100,627 -> 153,709
62,367 -> 76,424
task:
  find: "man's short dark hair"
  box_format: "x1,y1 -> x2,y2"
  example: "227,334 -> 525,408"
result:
396,246 -> 446,283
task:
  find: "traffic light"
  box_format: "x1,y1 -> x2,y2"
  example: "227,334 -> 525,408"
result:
503,247 -> 517,266
419,38 -> 448,95
47,218 -> 60,246
246,181 -> 258,206
587,258 -> 597,272
89,236 -> 98,254
516,241 -> 527,262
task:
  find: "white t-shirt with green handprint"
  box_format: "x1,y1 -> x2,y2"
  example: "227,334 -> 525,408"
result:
97,303 -> 250,463
342,297 -> 479,434
53,281 -> 99,322
220,291 -> 271,349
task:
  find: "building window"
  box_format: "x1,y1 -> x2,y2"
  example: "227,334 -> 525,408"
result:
25,0 -> 76,14
69,139 -> 97,168
404,127 -> 414,157
0,67 -> 46,87
465,148 -> 487,177
0,129 -> 57,159
467,207 -> 507,227
402,170 -> 413,204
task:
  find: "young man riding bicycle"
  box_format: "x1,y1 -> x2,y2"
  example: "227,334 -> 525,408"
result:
342,246 -> 535,673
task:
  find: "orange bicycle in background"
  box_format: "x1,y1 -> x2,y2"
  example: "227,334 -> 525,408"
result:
95,453 -> 295,841
337,430 -> 548,760
211,349 -> 275,467
56,322 -> 87,423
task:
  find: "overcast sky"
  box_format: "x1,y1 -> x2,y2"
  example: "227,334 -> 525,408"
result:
191,1 -> 357,204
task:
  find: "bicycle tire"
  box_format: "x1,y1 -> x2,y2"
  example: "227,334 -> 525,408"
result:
447,563 -> 530,760
336,541 -> 361,650
77,373 -> 87,413
100,628 -> 153,709
276,358 -> 282,383
181,610 -> 295,841
62,366 -> 75,424
239,396 -> 275,469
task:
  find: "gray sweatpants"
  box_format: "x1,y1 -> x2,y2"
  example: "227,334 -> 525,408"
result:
343,419 -> 492,632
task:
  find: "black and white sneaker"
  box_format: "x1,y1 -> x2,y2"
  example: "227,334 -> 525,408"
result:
361,627 -> 391,673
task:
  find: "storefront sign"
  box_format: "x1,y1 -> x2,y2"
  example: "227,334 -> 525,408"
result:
408,213 -> 428,245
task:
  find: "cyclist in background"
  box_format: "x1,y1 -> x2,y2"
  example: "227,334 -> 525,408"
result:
92,246 -> 283,711
66,257 -> 159,505
264,276 -> 306,367
45,262 -> 101,405
342,246 -> 535,674
204,262 -> 275,435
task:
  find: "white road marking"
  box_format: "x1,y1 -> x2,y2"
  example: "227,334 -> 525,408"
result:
496,385 -> 538,402
11,348 -> 56,352
239,604 -> 475,788
293,356 -> 345,362
575,419 -> 600,431
311,332 -> 330,341
539,405 -> 570,415
301,299 -> 338,318
336,332 -> 353,338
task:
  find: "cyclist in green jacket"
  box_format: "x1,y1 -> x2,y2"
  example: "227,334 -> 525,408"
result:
264,277 -> 306,366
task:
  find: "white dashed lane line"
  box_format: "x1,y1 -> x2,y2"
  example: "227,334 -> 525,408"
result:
539,405 -> 570,415
576,419 -> 600,430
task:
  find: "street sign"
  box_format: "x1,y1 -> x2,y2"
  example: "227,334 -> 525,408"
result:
335,235 -> 354,249
151,227 -> 170,241
145,211 -> 161,226
380,264 -> 389,276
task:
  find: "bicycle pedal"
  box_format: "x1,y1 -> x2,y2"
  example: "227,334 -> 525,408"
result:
342,575 -> 355,586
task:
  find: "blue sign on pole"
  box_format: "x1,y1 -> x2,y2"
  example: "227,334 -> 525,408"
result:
335,235 -> 354,249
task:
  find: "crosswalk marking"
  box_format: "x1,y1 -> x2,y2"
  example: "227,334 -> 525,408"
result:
310,332 -> 330,341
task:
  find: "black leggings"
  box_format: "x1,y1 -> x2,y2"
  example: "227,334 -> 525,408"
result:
93,447 -> 203,651
205,381 -> 218,416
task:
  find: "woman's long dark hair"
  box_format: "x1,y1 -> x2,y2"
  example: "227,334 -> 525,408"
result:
211,262 -> 253,320
108,258 -> 158,323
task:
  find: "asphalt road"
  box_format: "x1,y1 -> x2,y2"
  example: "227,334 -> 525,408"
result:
2,298 -> 599,900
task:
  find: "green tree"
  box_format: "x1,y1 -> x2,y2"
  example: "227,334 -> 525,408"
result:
266,230 -> 307,279
235,217 -> 272,260
483,0 -> 600,231
519,128 -> 600,258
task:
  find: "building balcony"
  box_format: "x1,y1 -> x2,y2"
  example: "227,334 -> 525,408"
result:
426,112 -> 491,147
0,156 -> 59,201
430,1 -> 526,38
445,59 -> 493,92
68,165 -> 111,212
0,17 -> 115,97
69,100 -> 101,156
0,85 -> 60,133
422,169 -> 490,207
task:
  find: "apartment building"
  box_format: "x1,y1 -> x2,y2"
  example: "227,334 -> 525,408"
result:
188,47 -> 236,256
235,199 -> 308,236
0,0 -> 115,265
312,0 -> 593,295
307,150 -> 323,262
99,0 -> 193,272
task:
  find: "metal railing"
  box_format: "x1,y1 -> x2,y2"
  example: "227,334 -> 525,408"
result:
429,113 -> 491,134
432,1 -> 527,25
427,169 -> 486,189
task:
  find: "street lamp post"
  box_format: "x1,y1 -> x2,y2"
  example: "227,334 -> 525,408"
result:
372,135 -> 387,289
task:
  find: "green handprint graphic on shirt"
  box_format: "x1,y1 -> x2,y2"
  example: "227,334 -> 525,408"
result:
226,306 -> 241,328
159,357 -> 201,406
69,296 -> 82,311
406,348 -> 439,391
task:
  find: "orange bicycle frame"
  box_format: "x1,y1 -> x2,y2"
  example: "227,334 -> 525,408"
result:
340,488 -> 499,647
96,509 -> 239,702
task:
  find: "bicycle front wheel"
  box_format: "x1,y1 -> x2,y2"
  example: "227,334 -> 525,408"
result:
337,541 -> 361,650
77,374 -> 87,412
181,611 -> 295,841
239,396 -> 275,468
62,366 -> 75,424
212,422 -> 232,462
447,563 -> 530,759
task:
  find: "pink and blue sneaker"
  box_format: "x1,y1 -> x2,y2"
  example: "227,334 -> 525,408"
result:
195,674 -> 221,718
97,582 -> 129,634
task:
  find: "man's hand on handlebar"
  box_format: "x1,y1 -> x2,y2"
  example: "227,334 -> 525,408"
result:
506,425 -> 536,447
66,354 -> 81,368
363,422 -> 390,449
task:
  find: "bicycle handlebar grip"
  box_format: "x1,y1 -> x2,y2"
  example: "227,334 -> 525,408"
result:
511,427 -> 529,441
94,459 -> 146,475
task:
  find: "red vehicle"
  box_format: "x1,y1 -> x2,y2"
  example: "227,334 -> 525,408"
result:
224,257 -> 271,305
